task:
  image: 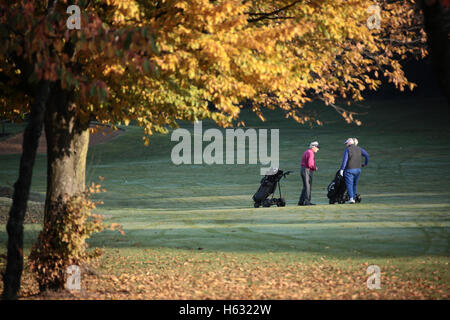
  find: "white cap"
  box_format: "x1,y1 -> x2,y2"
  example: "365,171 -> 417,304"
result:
344,138 -> 354,145
309,141 -> 320,149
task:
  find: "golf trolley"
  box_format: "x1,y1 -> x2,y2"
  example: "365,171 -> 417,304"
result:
253,168 -> 293,208
327,170 -> 362,204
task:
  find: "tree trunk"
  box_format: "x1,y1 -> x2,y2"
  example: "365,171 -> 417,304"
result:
30,85 -> 90,291
2,81 -> 50,300
44,86 -> 90,222
45,89 -> 89,217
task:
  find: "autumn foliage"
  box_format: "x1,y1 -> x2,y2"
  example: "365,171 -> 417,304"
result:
27,183 -> 121,291
0,0 -> 426,132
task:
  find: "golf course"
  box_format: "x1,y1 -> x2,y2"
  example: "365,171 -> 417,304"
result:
0,96 -> 449,299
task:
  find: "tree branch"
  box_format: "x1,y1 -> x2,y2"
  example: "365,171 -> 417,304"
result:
246,0 -> 302,23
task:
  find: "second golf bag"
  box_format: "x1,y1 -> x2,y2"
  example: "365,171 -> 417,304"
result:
253,168 -> 292,208
327,170 -> 361,204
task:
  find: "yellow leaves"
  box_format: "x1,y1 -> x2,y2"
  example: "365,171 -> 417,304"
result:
1,0 -> 421,141
143,136 -> 150,147
301,5 -> 315,16
103,64 -> 125,76
187,67 -> 196,80
107,0 -> 141,24
109,223 -> 125,236
28,186 -> 106,290
156,54 -> 181,72
174,1 -> 189,10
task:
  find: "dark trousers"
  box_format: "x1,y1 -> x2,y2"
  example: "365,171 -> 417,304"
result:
299,167 -> 313,205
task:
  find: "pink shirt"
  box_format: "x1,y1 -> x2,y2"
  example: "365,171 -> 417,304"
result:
301,148 -> 317,171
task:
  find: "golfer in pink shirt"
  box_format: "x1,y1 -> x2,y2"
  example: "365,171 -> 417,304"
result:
298,141 -> 319,206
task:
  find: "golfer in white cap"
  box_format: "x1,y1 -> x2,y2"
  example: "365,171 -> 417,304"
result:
339,138 -> 369,203
298,141 -> 320,206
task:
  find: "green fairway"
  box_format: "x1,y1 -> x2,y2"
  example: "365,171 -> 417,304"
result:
0,97 -> 449,299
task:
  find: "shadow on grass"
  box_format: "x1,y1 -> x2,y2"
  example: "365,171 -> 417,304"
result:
82,224 -> 449,258
1,224 -> 448,259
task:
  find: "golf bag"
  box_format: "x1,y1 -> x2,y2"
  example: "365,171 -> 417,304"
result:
253,168 -> 292,208
327,170 -> 361,204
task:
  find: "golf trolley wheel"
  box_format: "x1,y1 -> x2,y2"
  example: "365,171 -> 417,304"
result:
355,194 -> 362,203
254,202 -> 261,208
277,198 -> 286,207
329,199 -> 336,204
263,199 -> 272,207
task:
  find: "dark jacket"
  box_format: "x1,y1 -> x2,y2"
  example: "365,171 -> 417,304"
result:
340,145 -> 369,170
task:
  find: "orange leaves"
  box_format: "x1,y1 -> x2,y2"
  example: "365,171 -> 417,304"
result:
1,0 -> 425,133
109,223 -> 125,236
19,251 -> 448,300
27,177 -> 109,290
88,181 -> 105,194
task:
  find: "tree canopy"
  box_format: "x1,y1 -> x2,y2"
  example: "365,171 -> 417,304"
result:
1,0 -> 425,135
